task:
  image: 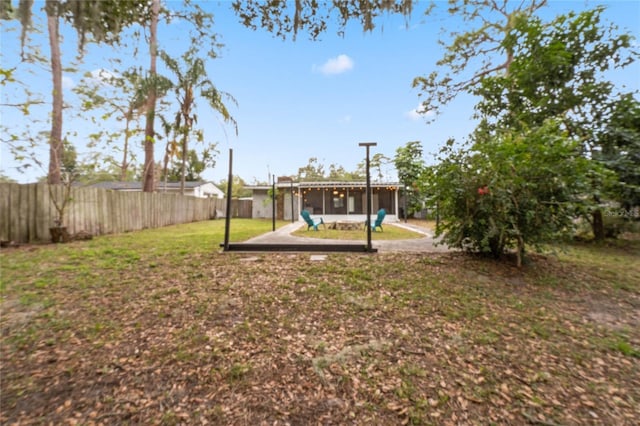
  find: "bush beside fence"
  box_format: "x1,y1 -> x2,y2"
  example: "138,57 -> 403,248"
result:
0,183 -> 252,243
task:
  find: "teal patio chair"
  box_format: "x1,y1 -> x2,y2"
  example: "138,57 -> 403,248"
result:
301,210 -> 325,231
365,208 -> 386,232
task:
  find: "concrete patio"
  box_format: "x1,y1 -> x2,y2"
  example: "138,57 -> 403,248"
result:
240,220 -> 451,253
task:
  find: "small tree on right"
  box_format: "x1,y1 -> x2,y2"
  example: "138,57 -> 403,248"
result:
426,121 -> 603,267
471,7 -> 637,240
425,6 -> 637,260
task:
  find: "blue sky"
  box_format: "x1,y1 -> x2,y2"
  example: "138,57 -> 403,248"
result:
1,0 -> 639,185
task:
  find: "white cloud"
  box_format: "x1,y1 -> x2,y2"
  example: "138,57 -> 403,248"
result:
88,68 -> 120,85
313,54 -> 354,75
406,103 -> 433,121
62,76 -> 75,89
339,115 -> 352,124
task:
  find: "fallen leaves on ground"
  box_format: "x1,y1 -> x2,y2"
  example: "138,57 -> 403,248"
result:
1,239 -> 639,425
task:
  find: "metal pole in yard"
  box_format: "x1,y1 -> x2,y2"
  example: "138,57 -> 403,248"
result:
223,149 -> 233,251
359,142 -> 377,252
272,176 -> 276,232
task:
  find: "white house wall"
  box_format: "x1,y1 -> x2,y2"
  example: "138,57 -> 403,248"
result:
252,191 -> 272,219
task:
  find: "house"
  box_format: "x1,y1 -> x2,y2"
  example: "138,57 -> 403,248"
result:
88,181 -> 225,199
248,178 -> 402,222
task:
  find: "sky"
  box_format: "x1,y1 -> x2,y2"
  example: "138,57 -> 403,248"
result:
1,0 -> 639,185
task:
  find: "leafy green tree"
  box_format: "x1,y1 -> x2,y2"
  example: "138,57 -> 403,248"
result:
74,67 -> 172,181
142,0 -> 226,192
370,153 -> 391,182
471,7 -> 637,239
232,0 -> 414,40
474,6 -> 636,138
160,47 -> 236,194
297,157 -> 326,181
74,159 -> 135,185
217,175 -> 252,199
412,0 -> 547,118
3,0 -> 149,184
327,164 -> 348,181
328,163 -> 365,181
165,147 -> 217,183
394,141 -> 426,216
426,121 -> 601,267
60,138 -> 77,174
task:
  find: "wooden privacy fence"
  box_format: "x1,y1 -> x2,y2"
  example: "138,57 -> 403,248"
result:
0,183 -> 253,243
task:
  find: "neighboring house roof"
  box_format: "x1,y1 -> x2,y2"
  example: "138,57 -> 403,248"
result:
88,181 -> 225,198
88,181 -> 145,190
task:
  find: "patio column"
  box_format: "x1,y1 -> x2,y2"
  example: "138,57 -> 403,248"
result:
394,185 -> 399,219
346,187 -> 350,217
297,185 -> 302,220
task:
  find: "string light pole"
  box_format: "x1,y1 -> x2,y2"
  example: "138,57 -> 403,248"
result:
359,142 -> 377,252
271,174 -> 276,232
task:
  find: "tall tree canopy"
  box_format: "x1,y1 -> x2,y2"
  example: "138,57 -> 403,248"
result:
473,6 -> 636,139
423,6 -> 638,261
165,148 -> 217,183
471,6 -> 638,239
141,0 -> 226,192
160,47 -> 237,194
73,67 -> 172,181
412,0 -> 547,118
232,0 -> 414,40
2,0 -> 149,184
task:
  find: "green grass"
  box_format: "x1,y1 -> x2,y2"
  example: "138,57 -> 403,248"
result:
291,223 -> 425,240
1,221 -> 639,425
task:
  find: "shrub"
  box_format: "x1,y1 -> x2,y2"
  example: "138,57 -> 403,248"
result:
425,121 -> 602,266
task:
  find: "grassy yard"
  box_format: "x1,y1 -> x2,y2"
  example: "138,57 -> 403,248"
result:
1,219 -> 639,425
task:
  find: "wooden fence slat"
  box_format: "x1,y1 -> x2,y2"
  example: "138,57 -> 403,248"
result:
0,183 -> 253,243
111,190 -> 119,234
0,183 -> 11,241
26,184 -> 35,242
16,184 -> 29,242
39,183 -> 50,242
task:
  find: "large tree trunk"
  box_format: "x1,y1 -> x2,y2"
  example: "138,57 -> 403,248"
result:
592,208 -> 605,241
46,1 -> 63,185
120,110 -> 132,181
180,136 -> 186,195
142,0 -> 159,192
180,89 -> 193,196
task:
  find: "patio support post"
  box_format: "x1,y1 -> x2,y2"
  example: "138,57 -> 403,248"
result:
359,142 -> 377,252
290,180 -> 294,223
346,187 -> 350,216
322,188 -> 325,215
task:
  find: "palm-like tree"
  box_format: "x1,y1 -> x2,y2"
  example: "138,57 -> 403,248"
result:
3,0 -> 148,184
161,47 -> 237,194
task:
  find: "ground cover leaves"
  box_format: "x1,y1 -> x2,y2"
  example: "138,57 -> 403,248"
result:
1,230 -> 639,425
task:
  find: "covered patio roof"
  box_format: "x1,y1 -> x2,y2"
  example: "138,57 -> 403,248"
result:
248,181 -> 401,190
